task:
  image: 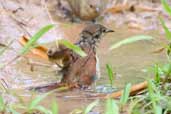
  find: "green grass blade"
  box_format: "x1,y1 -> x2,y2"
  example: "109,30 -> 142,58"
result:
106,64 -> 115,87
58,40 -> 87,57
84,100 -> 99,114
105,98 -> 119,114
20,24 -> 54,55
0,96 -> 5,111
147,80 -> 162,114
70,109 -> 83,114
160,17 -> 171,40
51,101 -> 58,114
109,35 -> 153,50
35,105 -> 51,114
162,63 -> 171,76
161,0 -> 171,16
28,91 -> 53,110
9,105 -> 20,114
155,105 -> 162,114
154,64 -> 161,83
120,83 -> 131,106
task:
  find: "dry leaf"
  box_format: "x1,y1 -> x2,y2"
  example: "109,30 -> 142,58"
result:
18,36 -> 48,60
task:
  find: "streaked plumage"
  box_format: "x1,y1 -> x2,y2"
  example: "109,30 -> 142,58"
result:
48,24 -> 114,88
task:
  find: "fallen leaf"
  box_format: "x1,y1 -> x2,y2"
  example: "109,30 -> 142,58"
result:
18,36 -> 48,60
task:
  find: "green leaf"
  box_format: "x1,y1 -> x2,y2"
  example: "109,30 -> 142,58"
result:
148,80 -> 162,114
84,100 -> 99,114
58,40 -> 87,57
70,109 -> 83,114
161,0 -> 171,16
106,64 -> 115,87
160,17 -> 171,40
154,64 -> 161,83
28,91 -> 53,110
20,24 -> 54,55
9,105 -> 20,114
155,105 -> 162,114
0,96 -> 5,111
51,101 -> 58,114
35,105 -> 51,114
105,98 -> 119,114
109,35 -> 153,50
120,83 -> 131,106
162,63 -> 171,76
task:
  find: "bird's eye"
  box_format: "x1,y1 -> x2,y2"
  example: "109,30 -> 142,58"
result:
102,29 -> 106,32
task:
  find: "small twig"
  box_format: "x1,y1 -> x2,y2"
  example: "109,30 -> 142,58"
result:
1,1 -> 32,37
27,60 -> 52,67
105,81 -> 148,99
0,79 -> 8,92
42,0 -> 56,25
9,15 -> 32,37
12,7 -> 24,14
1,79 -> 9,88
2,55 -> 20,69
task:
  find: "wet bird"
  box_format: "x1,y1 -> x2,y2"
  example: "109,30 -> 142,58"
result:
47,24 -> 114,88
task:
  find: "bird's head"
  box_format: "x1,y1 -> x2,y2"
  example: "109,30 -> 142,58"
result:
78,24 -> 114,47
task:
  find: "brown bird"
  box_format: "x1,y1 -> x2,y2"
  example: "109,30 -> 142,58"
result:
47,24 -> 114,89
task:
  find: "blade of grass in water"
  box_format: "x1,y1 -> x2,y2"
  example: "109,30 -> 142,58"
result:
51,101 -> 58,114
28,90 -> 54,111
1,25 -> 55,69
58,40 -> 87,57
147,80 -> 162,114
0,96 -> 5,111
9,106 -> 20,114
34,106 -> 51,114
160,17 -> 171,40
109,35 -> 153,50
106,64 -> 115,87
154,64 -> 161,84
84,100 -> 99,114
120,83 -> 131,106
20,24 -> 54,55
161,0 -> 171,16
105,98 -> 119,114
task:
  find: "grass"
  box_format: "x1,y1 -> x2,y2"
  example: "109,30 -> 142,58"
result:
0,95 -> 6,113
119,83 -> 131,107
57,39 -> 87,57
106,64 -> 115,87
19,24 -> 55,55
161,0 -> 171,16
105,98 -> 119,114
1,0 -> 171,114
159,17 -> 171,40
84,100 -> 99,114
109,35 -> 153,50
3,90 -> 59,114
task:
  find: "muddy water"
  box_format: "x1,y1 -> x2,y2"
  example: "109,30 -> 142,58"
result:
98,26 -> 167,88
0,0 -> 168,114
1,25 -> 167,113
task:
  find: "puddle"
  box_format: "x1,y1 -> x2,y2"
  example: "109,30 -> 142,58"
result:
0,0 -> 169,113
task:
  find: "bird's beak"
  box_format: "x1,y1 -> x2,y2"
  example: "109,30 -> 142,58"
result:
105,29 -> 115,33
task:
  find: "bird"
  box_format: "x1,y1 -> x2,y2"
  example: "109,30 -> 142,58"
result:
67,0 -> 100,21
47,24 -> 114,89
